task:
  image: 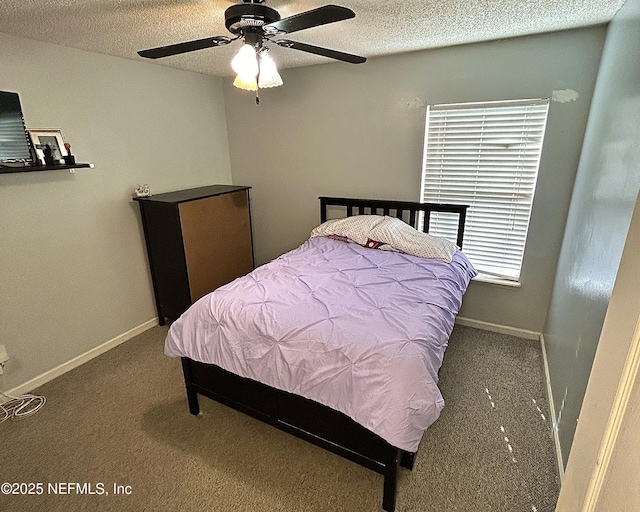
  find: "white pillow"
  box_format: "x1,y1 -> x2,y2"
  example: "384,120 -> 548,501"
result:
310,215 -> 385,246
368,216 -> 458,262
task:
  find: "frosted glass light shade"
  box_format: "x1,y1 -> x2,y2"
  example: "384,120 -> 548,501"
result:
258,53 -> 283,88
233,74 -> 258,91
231,44 -> 258,78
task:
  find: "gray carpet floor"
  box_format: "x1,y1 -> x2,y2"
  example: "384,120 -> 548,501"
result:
1,325 -> 559,511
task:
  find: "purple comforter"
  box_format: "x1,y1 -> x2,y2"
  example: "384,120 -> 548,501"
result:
165,236 -> 476,452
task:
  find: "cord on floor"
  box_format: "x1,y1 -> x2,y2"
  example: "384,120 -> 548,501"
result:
0,375 -> 46,424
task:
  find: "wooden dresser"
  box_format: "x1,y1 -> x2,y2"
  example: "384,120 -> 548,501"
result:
135,185 -> 253,325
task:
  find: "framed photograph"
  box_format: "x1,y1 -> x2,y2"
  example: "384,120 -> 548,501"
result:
28,129 -> 67,164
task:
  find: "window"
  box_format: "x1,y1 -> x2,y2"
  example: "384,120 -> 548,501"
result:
420,98 -> 550,282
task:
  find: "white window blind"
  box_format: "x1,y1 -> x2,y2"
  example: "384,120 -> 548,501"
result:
420,98 -> 550,281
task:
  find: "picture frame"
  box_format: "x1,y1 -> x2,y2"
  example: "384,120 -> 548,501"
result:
28,129 -> 67,164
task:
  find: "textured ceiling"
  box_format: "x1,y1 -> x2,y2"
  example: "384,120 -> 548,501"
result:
0,0 -> 626,77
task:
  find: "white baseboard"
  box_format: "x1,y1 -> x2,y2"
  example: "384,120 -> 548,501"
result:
5,318 -> 158,398
540,334 -> 565,483
455,316 -> 541,340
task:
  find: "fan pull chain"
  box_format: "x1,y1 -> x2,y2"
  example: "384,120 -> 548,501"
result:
255,58 -> 261,105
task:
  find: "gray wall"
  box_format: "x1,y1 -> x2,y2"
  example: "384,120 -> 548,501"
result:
556,192 -> 640,510
0,32 -> 231,391
543,0 -> 640,466
224,27 -> 605,333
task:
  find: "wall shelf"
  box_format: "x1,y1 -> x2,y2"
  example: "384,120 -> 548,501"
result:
0,163 -> 93,174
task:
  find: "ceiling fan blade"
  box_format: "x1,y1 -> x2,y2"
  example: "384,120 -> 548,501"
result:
276,40 -> 366,64
138,36 -> 232,59
265,5 -> 355,35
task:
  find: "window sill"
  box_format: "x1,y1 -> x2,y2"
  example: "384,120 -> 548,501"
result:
472,273 -> 522,288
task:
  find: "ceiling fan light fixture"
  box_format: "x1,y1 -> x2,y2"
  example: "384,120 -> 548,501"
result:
231,44 -> 259,78
258,52 -> 283,88
138,2 -> 367,101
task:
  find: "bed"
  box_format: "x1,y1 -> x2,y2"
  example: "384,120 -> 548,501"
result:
165,196 -> 476,511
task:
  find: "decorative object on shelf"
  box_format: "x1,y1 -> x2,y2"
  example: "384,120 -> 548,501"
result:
134,184 -> 151,198
28,129 -> 66,165
63,142 -> 75,165
43,144 -> 56,166
0,91 -> 33,165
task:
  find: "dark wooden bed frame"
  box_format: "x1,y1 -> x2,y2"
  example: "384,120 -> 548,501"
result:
180,197 -> 468,511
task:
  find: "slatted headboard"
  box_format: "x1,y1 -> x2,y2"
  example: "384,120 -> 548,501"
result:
319,196 -> 468,248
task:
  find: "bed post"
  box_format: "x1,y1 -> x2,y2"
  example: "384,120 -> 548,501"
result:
181,358 -> 200,415
456,206 -> 468,248
400,450 -> 415,470
320,197 -> 328,223
382,448 -> 401,512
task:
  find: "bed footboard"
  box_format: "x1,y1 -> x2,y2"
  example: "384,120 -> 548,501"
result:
181,357 -> 408,512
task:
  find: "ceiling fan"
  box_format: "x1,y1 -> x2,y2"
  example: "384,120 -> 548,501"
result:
137,0 -> 366,101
